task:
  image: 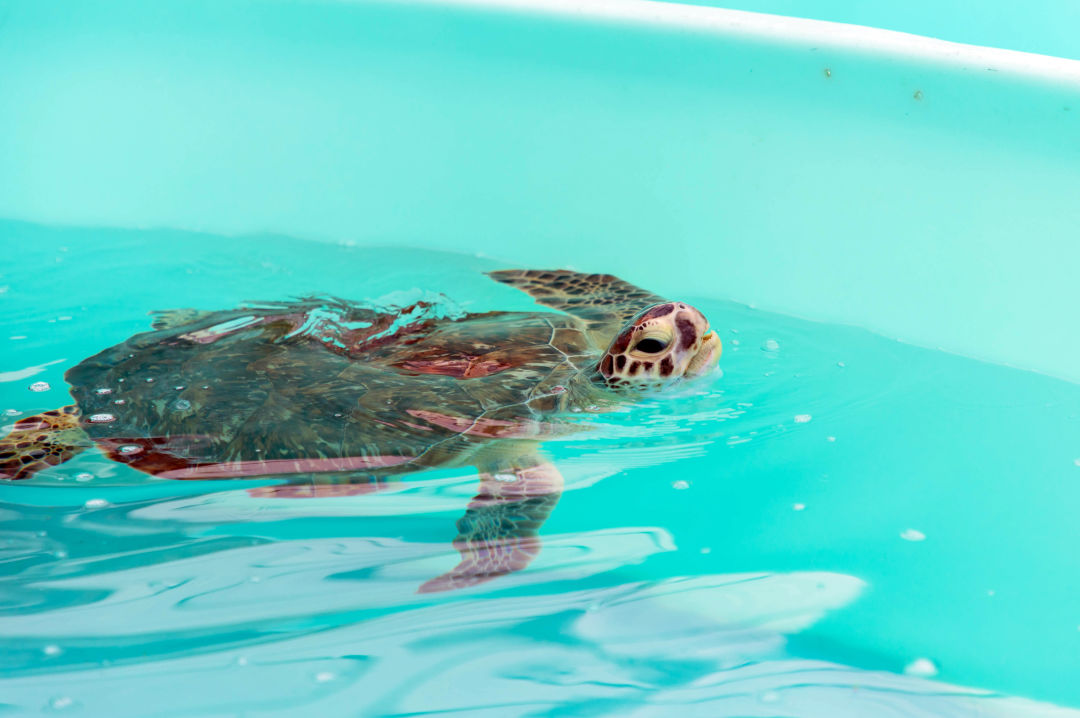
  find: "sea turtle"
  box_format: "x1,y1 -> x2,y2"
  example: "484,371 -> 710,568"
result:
0,270 -> 721,591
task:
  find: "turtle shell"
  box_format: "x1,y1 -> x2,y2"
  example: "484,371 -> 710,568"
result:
65,298 -> 602,479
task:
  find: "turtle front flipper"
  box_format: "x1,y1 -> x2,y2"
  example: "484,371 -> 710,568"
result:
0,406 -> 90,480
487,269 -> 667,344
418,450 -> 564,594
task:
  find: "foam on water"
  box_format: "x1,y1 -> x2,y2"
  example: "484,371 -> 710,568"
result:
1,221 -> 1079,715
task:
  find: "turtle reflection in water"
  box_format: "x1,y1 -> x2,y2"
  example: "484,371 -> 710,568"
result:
0,270 -> 721,591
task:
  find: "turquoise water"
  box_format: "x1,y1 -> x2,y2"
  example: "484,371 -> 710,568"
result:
2,221 -> 1079,716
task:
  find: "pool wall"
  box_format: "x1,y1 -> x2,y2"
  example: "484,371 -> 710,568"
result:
667,0 -> 1080,62
2,0 -> 1078,381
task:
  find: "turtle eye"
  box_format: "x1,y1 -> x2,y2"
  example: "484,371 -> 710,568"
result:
633,338 -> 668,354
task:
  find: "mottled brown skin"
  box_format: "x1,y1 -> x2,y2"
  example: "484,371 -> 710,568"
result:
597,302 -> 719,386
486,269 -> 667,349
0,270 -> 719,591
0,406 -> 88,480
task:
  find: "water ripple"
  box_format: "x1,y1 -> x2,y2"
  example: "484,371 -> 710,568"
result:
0,570 -> 1071,717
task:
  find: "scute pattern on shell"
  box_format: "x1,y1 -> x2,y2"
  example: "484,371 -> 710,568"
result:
62,298 -> 606,479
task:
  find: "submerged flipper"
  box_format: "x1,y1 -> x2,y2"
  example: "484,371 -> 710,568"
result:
418,453 -> 564,593
0,406 -> 90,480
487,269 -> 666,343
243,455 -> 564,594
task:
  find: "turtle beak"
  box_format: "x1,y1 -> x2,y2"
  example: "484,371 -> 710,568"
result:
685,329 -> 721,377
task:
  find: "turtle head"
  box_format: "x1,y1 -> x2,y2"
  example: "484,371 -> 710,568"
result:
597,302 -> 721,389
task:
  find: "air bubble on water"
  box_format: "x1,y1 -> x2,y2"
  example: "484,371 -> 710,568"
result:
201,385 -> 210,390
173,385 -> 186,391
4,408 -> 21,417
987,589 -> 996,597
826,436 -> 837,442
758,691 -> 781,704
730,339 -> 740,347
900,528 -> 926,542
75,473 -> 94,482
84,498 -> 109,509
29,381 -> 51,392
761,339 -> 780,352
117,378 -> 125,383
58,316 -> 72,321
88,413 -> 116,423
36,530 -> 47,537
672,480 -> 690,490
53,550 -> 68,559
314,671 -> 336,683
700,546 -> 712,554
173,399 -> 192,411
43,644 -> 63,657
793,503 -> 806,511
94,387 -> 112,395
235,656 -> 249,666
10,335 -> 27,340
1074,458 -> 1080,467
794,414 -> 812,423
118,445 -> 142,455
904,657 -> 939,677
145,377 -> 155,383
113,399 -> 126,405
837,361 -> 846,368
49,696 -> 75,711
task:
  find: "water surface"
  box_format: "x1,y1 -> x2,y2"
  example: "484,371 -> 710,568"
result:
2,221 -> 1079,716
